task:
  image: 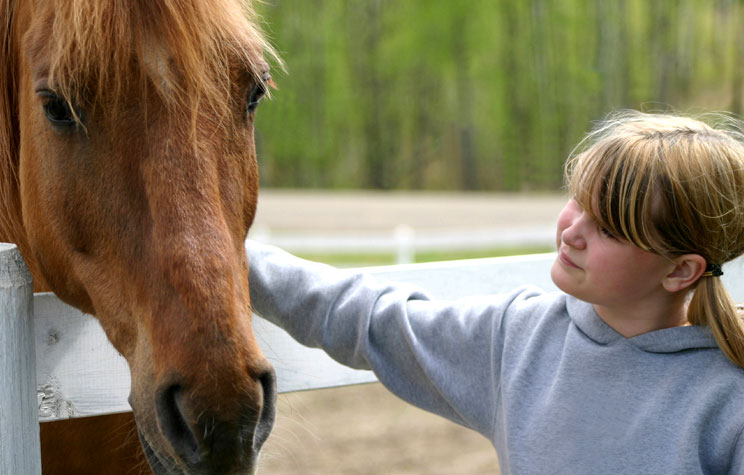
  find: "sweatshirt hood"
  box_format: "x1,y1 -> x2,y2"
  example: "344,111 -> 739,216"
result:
565,295 -> 719,353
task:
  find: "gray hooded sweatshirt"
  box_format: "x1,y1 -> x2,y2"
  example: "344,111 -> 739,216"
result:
248,243 -> 744,474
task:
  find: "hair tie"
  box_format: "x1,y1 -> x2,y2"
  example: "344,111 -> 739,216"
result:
702,263 -> 723,277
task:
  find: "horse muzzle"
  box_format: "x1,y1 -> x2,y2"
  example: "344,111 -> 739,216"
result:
134,367 -> 276,475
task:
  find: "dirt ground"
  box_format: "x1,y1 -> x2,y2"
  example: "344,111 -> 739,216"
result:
252,190 -> 564,474
259,383 -> 500,475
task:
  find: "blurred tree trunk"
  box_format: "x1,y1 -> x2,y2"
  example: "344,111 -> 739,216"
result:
650,0 -> 676,105
530,0 -> 553,188
675,0 -> 695,100
409,63 -> 435,190
597,0 -> 630,109
451,9 -> 478,190
349,0 -> 389,189
363,0 -> 387,189
730,0 -> 744,115
501,0 -> 530,190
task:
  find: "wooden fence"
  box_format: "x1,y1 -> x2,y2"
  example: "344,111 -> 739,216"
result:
3,242 -> 744,473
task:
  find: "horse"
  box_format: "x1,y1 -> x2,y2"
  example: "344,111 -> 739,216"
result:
0,0 -> 280,473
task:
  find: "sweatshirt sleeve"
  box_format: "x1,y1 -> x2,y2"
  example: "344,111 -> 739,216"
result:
247,241 -> 538,435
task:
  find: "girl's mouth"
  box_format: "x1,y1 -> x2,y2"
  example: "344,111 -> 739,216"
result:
558,249 -> 580,269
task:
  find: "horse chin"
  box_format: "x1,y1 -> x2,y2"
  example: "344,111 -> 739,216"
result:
138,430 -> 187,475
137,430 -> 255,475
135,414 -> 271,475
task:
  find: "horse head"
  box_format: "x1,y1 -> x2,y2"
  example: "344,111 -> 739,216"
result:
1,1 -> 278,473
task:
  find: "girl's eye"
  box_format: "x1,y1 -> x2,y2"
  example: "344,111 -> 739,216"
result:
598,225 -> 617,240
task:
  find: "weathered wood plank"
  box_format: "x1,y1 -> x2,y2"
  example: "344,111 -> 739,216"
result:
34,293 -> 132,421
0,243 -> 40,475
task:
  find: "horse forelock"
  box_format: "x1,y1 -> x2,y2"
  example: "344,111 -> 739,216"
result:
33,0 -> 279,135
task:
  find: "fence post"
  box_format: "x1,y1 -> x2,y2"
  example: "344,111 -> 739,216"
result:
0,243 -> 41,475
394,225 -> 415,264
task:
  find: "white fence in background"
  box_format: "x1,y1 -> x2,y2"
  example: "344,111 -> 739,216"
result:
4,241 -> 744,474
249,225 -> 556,264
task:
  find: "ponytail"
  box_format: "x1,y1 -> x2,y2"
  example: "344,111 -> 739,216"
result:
688,277 -> 744,369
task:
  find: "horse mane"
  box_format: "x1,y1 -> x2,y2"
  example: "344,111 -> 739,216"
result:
0,0 -> 279,251
0,0 -> 23,249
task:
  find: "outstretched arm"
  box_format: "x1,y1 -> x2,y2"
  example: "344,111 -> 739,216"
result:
247,241 -> 536,435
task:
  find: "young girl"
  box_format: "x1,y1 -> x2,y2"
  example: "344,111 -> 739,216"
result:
248,111 -> 744,474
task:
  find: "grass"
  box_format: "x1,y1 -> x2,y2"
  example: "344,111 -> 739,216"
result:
296,245 -> 555,268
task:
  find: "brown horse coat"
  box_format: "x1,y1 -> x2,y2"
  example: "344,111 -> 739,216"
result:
1,1 -> 280,473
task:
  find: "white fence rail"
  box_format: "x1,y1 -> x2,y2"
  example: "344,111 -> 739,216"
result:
249,225 -> 556,264
4,241 -> 744,473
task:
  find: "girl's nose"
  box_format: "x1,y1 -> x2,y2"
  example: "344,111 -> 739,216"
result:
561,216 -> 587,250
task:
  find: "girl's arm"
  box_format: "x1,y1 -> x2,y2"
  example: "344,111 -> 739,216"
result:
247,242 -> 537,435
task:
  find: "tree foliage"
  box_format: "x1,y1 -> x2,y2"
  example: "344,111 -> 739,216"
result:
254,0 -> 744,191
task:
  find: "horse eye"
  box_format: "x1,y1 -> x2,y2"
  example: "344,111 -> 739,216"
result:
38,91 -> 77,128
246,74 -> 269,114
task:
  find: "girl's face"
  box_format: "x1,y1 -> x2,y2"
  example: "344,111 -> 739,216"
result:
550,199 -> 674,311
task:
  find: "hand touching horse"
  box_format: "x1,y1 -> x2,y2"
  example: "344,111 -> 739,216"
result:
1,1 -> 279,473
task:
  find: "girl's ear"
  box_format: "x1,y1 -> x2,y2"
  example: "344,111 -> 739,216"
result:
662,254 -> 707,293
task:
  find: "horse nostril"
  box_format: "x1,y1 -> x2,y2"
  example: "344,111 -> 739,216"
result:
259,368 -> 276,406
253,368 -> 277,452
156,384 -> 201,465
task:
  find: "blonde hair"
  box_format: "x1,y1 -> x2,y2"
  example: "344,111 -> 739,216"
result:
566,110 -> 744,368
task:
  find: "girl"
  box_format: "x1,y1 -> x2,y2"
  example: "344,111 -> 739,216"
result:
248,111 -> 744,474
